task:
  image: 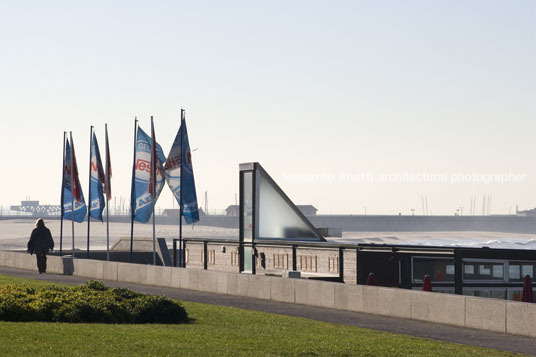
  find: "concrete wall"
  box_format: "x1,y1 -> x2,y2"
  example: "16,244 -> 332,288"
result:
1,250 -> 535,338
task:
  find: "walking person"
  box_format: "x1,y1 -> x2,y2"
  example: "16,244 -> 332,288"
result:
27,218 -> 54,274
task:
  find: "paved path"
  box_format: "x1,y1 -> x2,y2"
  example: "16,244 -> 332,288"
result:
0,266 -> 534,355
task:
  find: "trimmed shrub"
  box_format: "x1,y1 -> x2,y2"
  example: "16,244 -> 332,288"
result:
0,281 -> 188,324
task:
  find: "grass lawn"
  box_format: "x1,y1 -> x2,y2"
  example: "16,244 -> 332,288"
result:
0,274 -> 521,356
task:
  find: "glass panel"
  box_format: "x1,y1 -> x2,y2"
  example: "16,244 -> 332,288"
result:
522,265 -> 533,278
491,290 -> 506,299
257,172 -> 320,240
435,290 -> 455,294
479,265 -> 491,276
243,246 -> 252,273
508,262 -> 536,282
509,289 -> 536,301
510,290 -> 523,301
463,262 -> 504,281
464,264 -> 474,274
241,171 -> 253,243
492,265 -> 504,278
463,289 -> 506,299
509,265 -> 521,280
413,258 -> 455,283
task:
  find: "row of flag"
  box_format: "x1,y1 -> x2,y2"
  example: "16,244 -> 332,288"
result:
61,127 -> 112,223
60,112 -> 199,258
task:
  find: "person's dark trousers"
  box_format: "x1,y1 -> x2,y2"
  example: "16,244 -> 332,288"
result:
36,253 -> 47,273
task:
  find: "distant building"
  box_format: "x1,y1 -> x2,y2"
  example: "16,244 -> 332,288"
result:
225,205 -> 240,217
162,208 -> 206,217
10,201 -> 61,217
21,200 -> 40,207
296,205 -> 318,216
516,208 -> 536,217
225,204 -> 317,217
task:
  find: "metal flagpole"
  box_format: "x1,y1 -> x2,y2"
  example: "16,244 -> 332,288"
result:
87,126 -> 93,259
129,118 -> 138,263
70,131 -> 75,258
179,109 -> 184,267
60,132 -> 66,256
151,116 -> 156,266
105,123 -> 110,261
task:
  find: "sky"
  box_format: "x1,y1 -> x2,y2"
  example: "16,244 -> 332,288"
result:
0,1 -> 534,215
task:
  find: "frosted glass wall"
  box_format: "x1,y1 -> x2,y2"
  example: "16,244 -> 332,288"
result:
257,173 -> 320,240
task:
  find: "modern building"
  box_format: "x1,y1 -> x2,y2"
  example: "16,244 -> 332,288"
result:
178,162 -> 536,302
356,243 -> 536,301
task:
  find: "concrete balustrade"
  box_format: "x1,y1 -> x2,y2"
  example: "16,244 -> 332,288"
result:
73,258 -> 105,280
410,290 -> 465,327
363,285 -> 412,319
334,283 -> 364,312
465,297 -> 506,333
103,261 -> 118,281
506,301 -> 536,337
1,250 -> 535,338
270,276 -> 295,303
308,280 -> 335,308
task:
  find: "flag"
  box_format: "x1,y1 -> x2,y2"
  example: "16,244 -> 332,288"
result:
132,126 -> 166,223
104,125 -> 112,200
62,138 -> 87,222
164,116 -> 199,224
89,132 -> 105,221
149,119 -> 158,198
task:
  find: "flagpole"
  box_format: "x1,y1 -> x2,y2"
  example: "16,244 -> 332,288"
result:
179,109 -> 184,267
87,126 -> 93,259
70,131 -> 75,258
60,131 -> 66,256
151,116 -> 156,266
129,117 -> 138,263
105,123 -> 110,261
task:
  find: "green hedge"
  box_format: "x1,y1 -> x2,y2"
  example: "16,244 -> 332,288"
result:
0,281 -> 188,324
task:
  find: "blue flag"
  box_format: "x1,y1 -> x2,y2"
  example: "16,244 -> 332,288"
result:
132,126 -> 166,223
89,132 -> 105,221
62,138 -> 87,222
164,117 -> 199,224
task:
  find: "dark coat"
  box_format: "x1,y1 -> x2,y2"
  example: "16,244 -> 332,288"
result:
28,226 -> 54,254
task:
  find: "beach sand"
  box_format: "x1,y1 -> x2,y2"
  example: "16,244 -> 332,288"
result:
2,218 -> 536,251
0,218 -> 238,251
331,231 -> 536,249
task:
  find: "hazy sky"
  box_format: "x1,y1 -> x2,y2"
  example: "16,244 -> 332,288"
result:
0,1 -> 534,215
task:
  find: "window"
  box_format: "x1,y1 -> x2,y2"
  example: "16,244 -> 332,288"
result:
463,262 -> 504,281
509,288 -> 536,302
463,289 -> 506,300
412,257 -> 455,283
508,262 -> 535,282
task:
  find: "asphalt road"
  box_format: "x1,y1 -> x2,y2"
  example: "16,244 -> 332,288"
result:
0,266 -> 534,355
